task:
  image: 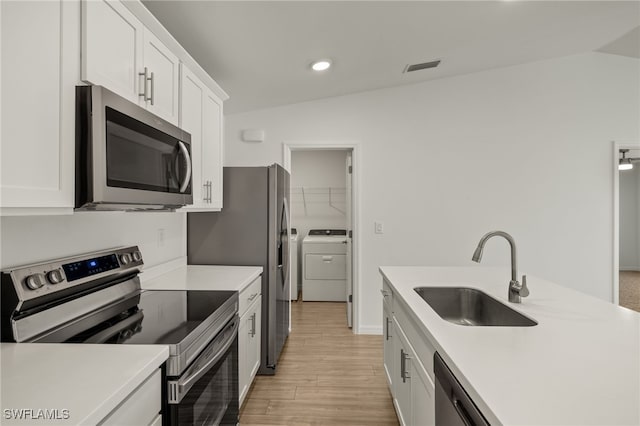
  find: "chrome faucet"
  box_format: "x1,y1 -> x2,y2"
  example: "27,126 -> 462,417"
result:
471,231 -> 529,303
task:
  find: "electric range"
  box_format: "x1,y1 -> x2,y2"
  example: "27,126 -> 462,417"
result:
1,246 -> 239,425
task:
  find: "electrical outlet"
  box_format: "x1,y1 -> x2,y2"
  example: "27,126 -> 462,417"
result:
157,228 -> 165,247
375,222 -> 384,234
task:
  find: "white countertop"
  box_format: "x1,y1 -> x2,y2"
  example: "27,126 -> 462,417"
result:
141,265 -> 262,291
379,266 -> 640,426
0,343 -> 168,425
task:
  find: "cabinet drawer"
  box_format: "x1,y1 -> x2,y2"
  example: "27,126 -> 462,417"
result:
100,368 -> 161,425
239,276 -> 261,317
304,254 -> 346,280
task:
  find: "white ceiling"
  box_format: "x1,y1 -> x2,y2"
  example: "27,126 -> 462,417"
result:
142,1 -> 640,114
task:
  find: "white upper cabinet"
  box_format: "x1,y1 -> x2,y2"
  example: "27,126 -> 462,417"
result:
180,64 -> 206,208
81,0 -> 143,104
203,91 -> 224,209
142,27 -> 179,125
2,0 -> 226,215
82,0 -> 179,125
180,64 -> 224,211
1,0 -> 80,215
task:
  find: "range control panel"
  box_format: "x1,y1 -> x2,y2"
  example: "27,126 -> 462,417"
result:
2,246 -> 143,302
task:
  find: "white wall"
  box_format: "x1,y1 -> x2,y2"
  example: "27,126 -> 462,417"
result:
0,212 -> 186,270
224,52 -> 640,333
290,150 -> 348,239
619,163 -> 640,270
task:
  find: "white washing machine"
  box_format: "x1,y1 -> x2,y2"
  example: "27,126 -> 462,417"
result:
290,228 -> 299,301
302,229 -> 347,301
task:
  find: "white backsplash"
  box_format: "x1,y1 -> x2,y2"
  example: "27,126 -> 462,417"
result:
0,211 -> 186,269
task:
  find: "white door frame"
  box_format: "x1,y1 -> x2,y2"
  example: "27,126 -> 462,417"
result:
612,140 -> 640,305
283,143 -> 362,333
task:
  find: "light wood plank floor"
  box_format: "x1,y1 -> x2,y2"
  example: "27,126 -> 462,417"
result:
239,302 -> 399,426
620,271 -> 640,313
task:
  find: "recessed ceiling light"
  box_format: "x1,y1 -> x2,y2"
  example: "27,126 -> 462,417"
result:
311,60 -> 331,72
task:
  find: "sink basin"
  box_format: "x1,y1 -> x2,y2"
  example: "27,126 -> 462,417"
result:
414,287 -> 537,327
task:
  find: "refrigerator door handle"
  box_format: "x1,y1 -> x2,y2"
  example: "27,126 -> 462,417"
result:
280,197 -> 290,286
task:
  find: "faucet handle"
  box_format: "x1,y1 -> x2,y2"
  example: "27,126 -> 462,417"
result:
519,275 -> 530,297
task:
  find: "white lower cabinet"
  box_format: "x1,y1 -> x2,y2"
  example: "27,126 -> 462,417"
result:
148,414 -> 162,426
384,280 -> 435,426
392,320 -> 435,426
238,277 -> 262,406
99,368 -> 161,425
383,298 -> 394,388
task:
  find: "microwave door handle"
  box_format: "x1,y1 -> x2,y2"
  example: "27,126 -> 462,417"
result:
170,319 -> 239,403
178,141 -> 192,193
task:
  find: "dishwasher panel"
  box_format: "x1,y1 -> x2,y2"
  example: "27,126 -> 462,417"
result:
434,352 -> 490,426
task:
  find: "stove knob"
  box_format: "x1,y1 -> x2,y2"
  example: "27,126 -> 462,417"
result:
132,251 -> 142,262
46,269 -> 64,284
120,253 -> 132,265
25,273 -> 46,290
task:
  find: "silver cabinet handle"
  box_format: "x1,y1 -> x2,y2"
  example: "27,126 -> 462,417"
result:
138,67 -> 148,99
149,71 -> 155,105
177,141 -> 192,193
385,317 -> 392,341
202,182 -> 208,203
250,312 -> 257,337
202,181 -> 212,203
208,180 -> 212,203
381,289 -> 390,297
400,348 -> 411,383
247,292 -> 258,302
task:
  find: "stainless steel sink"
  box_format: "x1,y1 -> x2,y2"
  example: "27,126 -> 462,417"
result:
414,287 -> 537,326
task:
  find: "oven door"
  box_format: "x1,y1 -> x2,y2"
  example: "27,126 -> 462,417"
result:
166,316 -> 239,426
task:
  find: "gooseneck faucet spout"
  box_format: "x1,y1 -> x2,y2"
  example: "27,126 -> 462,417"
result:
471,231 -> 529,303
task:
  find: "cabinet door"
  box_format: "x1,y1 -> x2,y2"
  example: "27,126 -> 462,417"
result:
247,296 -> 262,380
239,297 -> 262,406
179,65 -> 223,212
383,301 -> 394,390
179,64 -> 206,207
393,317 -> 436,426
81,0 -> 143,104
142,27 -> 179,125
1,0 -> 79,214
203,91 -> 223,209
393,318 -> 412,426
411,358 -> 436,426
238,307 -> 250,405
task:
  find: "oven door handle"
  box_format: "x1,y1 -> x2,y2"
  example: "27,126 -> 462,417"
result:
167,318 -> 239,404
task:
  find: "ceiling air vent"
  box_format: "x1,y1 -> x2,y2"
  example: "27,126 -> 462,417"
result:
404,59 -> 441,73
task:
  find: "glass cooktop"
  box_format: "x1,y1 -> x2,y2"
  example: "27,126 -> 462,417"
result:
66,290 -> 237,345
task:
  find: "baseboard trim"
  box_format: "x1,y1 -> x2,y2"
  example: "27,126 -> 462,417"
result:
356,325 -> 383,335
620,267 -> 640,272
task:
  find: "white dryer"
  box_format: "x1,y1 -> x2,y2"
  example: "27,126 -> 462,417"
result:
302,229 -> 347,301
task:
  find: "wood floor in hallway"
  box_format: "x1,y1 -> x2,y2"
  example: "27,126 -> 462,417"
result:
239,302 -> 399,425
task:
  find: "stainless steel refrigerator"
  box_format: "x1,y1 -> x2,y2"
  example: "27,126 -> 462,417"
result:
187,164 -> 290,375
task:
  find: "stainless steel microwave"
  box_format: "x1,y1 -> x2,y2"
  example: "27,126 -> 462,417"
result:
75,85 -> 192,211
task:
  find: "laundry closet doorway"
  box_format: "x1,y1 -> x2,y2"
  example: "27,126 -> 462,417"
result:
283,145 -> 358,331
